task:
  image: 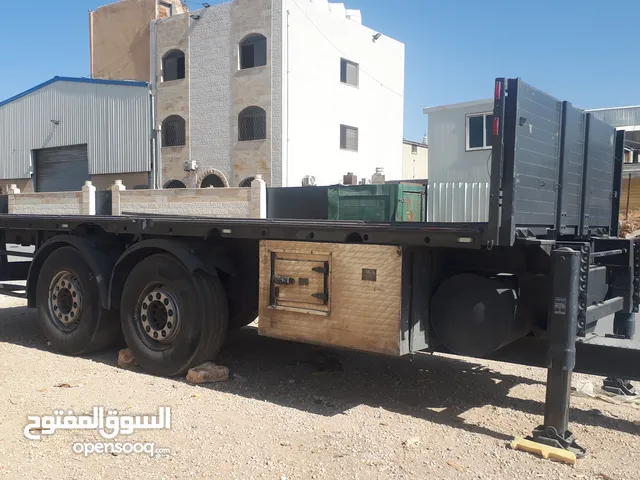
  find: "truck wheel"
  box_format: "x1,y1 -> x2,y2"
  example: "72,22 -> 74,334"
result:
36,246 -> 120,355
120,254 -> 228,377
228,305 -> 258,330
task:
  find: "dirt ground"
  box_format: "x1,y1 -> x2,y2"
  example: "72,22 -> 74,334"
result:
0,295 -> 638,480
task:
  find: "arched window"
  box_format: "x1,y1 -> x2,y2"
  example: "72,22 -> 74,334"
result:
201,174 -> 225,188
162,115 -> 186,147
164,179 -> 186,189
238,106 -> 266,141
239,176 -> 255,188
162,49 -> 186,81
239,34 -> 267,70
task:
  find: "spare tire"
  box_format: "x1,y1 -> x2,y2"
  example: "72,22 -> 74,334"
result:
431,273 -> 529,357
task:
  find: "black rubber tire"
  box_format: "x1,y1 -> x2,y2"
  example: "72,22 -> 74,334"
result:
36,246 -> 120,355
120,254 -> 228,377
226,265 -> 258,330
228,306 -> 258,330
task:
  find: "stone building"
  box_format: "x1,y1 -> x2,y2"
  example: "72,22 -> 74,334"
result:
92,0 -> 405,188
89,0 -> 187,83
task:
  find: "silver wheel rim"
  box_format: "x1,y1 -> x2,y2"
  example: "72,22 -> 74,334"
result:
139,289 -> 180,344
48,271 -> 83,331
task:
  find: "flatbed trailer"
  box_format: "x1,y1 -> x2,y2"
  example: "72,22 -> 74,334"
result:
0,78 -> 638,458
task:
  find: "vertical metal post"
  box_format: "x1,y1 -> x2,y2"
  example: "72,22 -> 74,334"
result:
530,247 -> 586,456
626,173 -> 631,220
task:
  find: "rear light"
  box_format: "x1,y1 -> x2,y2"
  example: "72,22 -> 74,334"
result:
493,117 -> 500,136
495,81 -> 501,100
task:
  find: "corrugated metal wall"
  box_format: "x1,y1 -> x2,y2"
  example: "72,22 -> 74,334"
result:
589,106 -> 640,128
426,101 -> 494,183
427,182 -> 490,222
0,81 -> 151,179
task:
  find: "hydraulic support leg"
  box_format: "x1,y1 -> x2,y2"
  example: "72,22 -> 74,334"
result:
613,312 -> 636,340
529,247 -> 586,457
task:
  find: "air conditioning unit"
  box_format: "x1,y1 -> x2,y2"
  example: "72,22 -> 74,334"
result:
302,175 -> 317,187
183,160 -> 198,172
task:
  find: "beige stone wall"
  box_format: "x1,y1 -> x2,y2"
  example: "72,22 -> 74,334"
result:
231,0 -> 273,186
91,172 -> 150,190
90,0 -> 156,81
90,0 -> 187,82
9,191 -> 83,215
112,176 -> 266,218
156,12 -> 191,187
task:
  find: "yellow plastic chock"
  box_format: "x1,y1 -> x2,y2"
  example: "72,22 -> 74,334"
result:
510,437 -> 577,466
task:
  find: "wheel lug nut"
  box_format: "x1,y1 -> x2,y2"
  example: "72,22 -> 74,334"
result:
164,299 -> 169,306
148,294 -> 153,301
143,303 -> 148,309
146,326 -> 151,332
168,310 -> 174,317
142,314 -> 147,321
167,322 -> 173,329
156,293 -> 161,300
153,332 -> 158,339
161,331 -> 167,337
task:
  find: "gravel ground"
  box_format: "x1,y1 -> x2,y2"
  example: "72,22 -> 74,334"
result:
0,295 -> 638,480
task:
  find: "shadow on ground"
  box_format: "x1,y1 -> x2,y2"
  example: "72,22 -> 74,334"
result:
1,305 -> 638,443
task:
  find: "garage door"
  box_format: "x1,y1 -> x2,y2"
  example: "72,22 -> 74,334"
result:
35,144 -> 90,192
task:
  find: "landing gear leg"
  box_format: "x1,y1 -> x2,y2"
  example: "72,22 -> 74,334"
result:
529,247 -> 586,457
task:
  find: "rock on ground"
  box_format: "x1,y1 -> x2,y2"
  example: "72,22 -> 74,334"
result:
117,348 -> 137,369
186,362 -> 229,384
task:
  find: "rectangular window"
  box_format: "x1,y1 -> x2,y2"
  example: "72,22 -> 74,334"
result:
466,112 -> 493,151
340,125 -> 358,151
411,144 -> 418,155
340,58 -> 359,87
240,44 -> 255,69
163,56 -> 185,82
158,1 -> 173,18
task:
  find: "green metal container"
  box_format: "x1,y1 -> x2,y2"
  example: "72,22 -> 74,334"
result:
327,184 -> 426,222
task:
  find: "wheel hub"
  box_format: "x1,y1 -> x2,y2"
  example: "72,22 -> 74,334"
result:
139,289 -> 179,343
49,272 -> 83,327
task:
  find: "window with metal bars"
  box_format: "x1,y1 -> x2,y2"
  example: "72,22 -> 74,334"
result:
340,124 -> 358,151
162,115 -> 186,147
239,176 -> 255,187
239,34 -> 267,70
164,179 -> 186,189
162,49 -> 185,82
238,107 -> 266,141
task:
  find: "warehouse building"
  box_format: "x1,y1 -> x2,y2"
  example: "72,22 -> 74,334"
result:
0,76 -> 152,193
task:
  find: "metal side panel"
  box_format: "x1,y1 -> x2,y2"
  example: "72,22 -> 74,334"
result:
582,114 -> 616,232
511,80 -> 563,230
258,240 -> 404,356
557,103 -> 586,235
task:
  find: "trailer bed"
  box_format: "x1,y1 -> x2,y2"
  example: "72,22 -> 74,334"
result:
0,214 -> 489,249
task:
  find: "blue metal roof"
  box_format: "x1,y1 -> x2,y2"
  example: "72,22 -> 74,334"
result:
0,76 -> 149,108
